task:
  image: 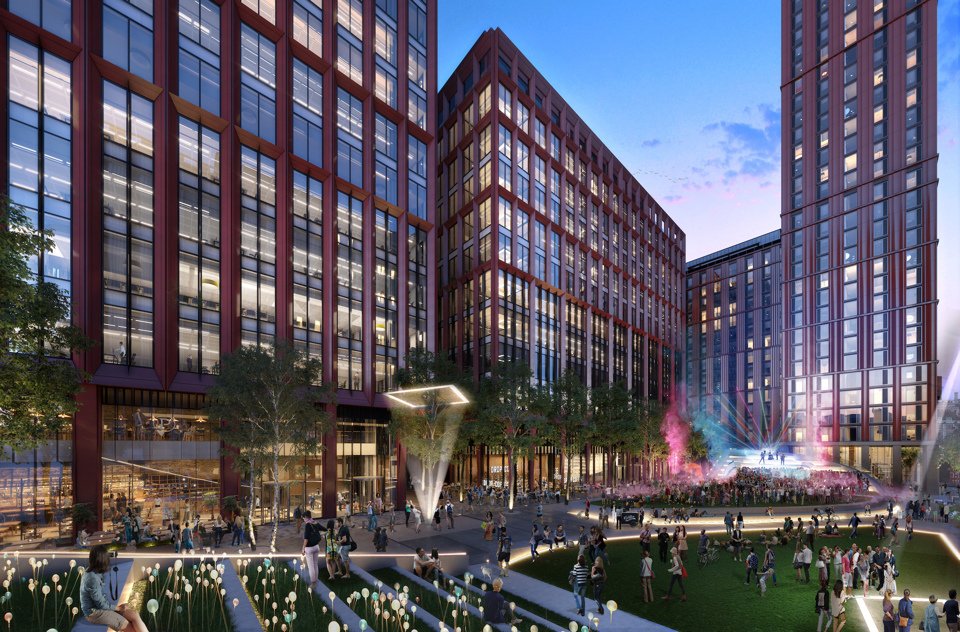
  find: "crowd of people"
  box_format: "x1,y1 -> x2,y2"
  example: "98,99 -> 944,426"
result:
604,467 -> 871,508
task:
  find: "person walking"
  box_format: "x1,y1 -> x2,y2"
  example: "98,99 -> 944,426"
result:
746,547 -> 759,584
882,589 -> 897,632
662,547 -> 686,601
639,549 -> 655,603
496,527 -> 512,576
590,557 -> 607,614
405,500 -> 412,528
80,546 -> 149,632
294,504 -> 303,534
849,512 -> 861,539
899,589 -> 915,632
830,579 -> 848,632
731,526 -> 744,562
578,525 -> 589,558
724,511 -> 733,536
884,563 -> 898,597
569,555 -> 590,616
801,543 -> 813,583
943,589 -> 958,632
815,581 -> 832,632
213,515 -> 225,548
737,511 -> 744,530
446,500 -> 455,529
924,595 -> 943,632
763,544 -> 778,587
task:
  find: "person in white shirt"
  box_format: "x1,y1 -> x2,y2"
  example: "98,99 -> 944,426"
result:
639,549 -> 655,603
801,543 -> 814,583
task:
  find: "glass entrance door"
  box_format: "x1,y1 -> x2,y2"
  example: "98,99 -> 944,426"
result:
350,477 -> 382,516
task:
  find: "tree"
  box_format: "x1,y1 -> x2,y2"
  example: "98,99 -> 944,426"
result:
531,369 -> 588,501
901,447 -> 921,482
0,198 -> 91,535
686,428 -> 709,463
389,349 -> 471,509
935,422 -> 960,471
477,361 -> 539,511
633,401 -> 669,481
589,382 -> 636,486
206,342 -> 332,552
0,198 -> 91,450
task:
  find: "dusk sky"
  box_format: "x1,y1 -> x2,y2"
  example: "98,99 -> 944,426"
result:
439,0 -> 960,395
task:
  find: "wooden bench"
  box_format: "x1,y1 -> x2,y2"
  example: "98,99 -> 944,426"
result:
5,538 -> 45,551
87,531 -> 119,547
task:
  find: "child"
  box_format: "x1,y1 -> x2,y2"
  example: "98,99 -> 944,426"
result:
758,565 -> 774,596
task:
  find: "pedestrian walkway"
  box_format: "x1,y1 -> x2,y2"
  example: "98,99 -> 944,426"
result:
468,564 -> 677,632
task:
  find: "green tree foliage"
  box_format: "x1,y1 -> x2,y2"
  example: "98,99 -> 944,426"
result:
532,369 -> 589,500
935,422 -> 960,471
589,382 -> 636,486
389,349 -> 471,502
686,428 -> 709,463
633,400 -> 669,481
206,342 -> 332,551
477,361 -> 540,510
0,198 -> 90,450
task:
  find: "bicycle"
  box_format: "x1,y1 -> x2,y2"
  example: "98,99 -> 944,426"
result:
698,546 -> 720,568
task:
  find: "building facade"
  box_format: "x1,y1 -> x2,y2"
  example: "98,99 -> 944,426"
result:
1,0 -> 436,539
685,230 -> 784,451
781,0 -> 937,483
436,29 -> 685,486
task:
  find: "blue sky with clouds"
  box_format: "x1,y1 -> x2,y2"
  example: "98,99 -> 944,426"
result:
439,0 -> 960,393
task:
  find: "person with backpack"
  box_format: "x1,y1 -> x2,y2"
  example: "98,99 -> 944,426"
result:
815,580 -> 832,632
446,500 -> 455,529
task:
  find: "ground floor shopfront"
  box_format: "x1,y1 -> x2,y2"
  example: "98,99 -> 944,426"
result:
0,386 -> 409,544
447,445 -> 671,494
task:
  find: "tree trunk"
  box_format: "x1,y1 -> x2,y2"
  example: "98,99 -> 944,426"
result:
507,447 -> 515,511
271,450 -> 281,552
247,465 -> 257,549
565,448 -> 573,502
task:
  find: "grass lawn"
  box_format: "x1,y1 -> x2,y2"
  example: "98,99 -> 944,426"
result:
135,561 -> 232,632
372,567 -> 488,632
241,558 -> 341,631
0,566 -> 82,632
512,531 -> 960,632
